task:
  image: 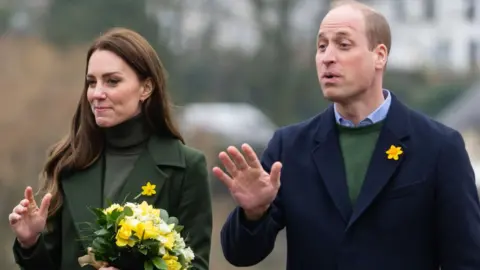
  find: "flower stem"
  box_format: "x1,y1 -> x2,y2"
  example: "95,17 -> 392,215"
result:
133,193 -> 142,200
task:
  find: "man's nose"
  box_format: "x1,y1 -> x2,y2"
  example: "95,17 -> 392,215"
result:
322,47 -> 337,65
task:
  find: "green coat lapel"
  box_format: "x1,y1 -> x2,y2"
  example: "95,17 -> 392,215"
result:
113,136 -> 186,205
61,136 -> 187,250
61,156 -> 104,243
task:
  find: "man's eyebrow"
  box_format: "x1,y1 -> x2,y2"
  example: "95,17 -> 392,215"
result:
336,31 -> 351,37
318,31 -> 352,40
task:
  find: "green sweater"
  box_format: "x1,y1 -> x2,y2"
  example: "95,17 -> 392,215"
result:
337,122 -> 383,205
103,113 -> 149,205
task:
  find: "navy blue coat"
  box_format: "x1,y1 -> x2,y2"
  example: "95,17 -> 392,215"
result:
221,94 -> 480,270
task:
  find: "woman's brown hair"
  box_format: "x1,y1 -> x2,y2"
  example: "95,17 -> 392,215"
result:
38,27 -> 183,218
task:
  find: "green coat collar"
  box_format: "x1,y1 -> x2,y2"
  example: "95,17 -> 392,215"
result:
61,136 -> 185,249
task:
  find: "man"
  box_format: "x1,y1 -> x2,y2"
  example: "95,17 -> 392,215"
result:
212,0 -> 480,269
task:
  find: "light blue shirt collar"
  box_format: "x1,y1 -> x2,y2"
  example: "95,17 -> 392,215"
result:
334,89 -> 391,128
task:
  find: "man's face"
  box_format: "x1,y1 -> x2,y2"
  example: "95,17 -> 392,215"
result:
316,5 -> 379,103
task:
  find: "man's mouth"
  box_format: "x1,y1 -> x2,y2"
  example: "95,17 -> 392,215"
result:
323,72 -> 340,79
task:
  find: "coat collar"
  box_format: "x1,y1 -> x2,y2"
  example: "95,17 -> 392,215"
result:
61,136 -> 185,249
312,93 -> 411,227
315,92 -> 410,143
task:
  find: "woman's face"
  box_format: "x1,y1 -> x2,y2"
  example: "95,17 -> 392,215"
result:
86,49 -> 151,128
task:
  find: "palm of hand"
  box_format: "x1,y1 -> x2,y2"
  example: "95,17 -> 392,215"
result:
14,207 -> 46,239
212,144 -> 282,212
230,169 -> 277,210
9,187 -> 51,245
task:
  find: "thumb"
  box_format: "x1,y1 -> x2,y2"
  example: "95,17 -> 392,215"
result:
269,162 -> 282,188
38,193 -> 52,218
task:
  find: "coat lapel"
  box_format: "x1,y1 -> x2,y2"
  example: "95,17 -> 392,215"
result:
113,136 -> 186,206
112,136 -> 185,205
312,106 -> 352,223
61,155 -> 104,244
61,136 -> 186,250
347,95 -> 411,229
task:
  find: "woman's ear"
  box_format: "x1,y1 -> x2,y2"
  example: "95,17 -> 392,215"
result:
140,78 -> 153,102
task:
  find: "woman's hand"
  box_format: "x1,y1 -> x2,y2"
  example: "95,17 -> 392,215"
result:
8,186 -> 51,248
99,267 -> 119,270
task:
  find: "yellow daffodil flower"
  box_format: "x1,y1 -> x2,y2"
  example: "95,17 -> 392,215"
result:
386,145 -> 403,160
141,182 -> 156,196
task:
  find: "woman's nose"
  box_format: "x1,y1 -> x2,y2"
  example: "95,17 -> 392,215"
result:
91,87 -> 107,99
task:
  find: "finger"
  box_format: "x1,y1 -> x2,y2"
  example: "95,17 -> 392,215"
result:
9,213 -> 22,225
212,167 -> 234,190
13,204 -> 28,215
20,199 -> 29,207
227,146 -> 249,170
218,151 -> 238,177
24,186 -> 38,209
38,193 -> 52,218
269,162 -> 283,188
241,143 -> 261,169
95,261 -> 109,269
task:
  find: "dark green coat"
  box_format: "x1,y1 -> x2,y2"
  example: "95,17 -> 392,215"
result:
13,136 -> 212,270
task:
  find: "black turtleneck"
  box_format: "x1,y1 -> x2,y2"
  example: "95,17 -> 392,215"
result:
103,113 -> 150,203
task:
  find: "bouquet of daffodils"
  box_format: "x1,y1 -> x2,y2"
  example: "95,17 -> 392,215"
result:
78,198 -> 194,270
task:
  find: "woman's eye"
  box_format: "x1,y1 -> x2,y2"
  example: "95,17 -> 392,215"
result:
87,80 -> 96,87
107,79 -> 119,86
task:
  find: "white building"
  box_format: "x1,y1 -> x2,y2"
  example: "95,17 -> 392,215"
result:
369,0 -> 480,72
148,0 -> 480,72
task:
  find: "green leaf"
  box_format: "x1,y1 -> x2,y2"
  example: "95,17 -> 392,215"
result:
114,213 -> 126,231
94,252 -> 107,262
105,198 -> 113,207
92,239 -> 106,254
109,209 -> 123,223
144,261 -> 154,270
160,209 -> 169,221
172,249 -> 182,256
90,207 -> 106,219
93,237 -> 110,248
139,248 -> 148,255
98,218 -> 107,226
121,192 -> 131,205
178,254 -> 187,266
151,244 -> 160,256
152,257 -> 168,270
94,228 -> 110,236
142,239 -> 158,247
123,206 -> 134,216
174,225 -> 184,233
167,217 -> 179,225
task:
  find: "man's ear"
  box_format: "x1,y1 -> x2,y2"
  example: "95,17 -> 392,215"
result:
140,78 -> 153,102
374,44 -> 388,70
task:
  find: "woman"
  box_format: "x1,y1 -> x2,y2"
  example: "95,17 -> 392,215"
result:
8,28 -> 212,270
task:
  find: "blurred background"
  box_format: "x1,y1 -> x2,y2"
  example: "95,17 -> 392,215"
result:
0,0 -> 479,269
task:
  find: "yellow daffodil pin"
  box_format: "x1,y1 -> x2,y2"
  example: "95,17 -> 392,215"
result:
141,181 -> 156,196
386,145 -> 403,160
